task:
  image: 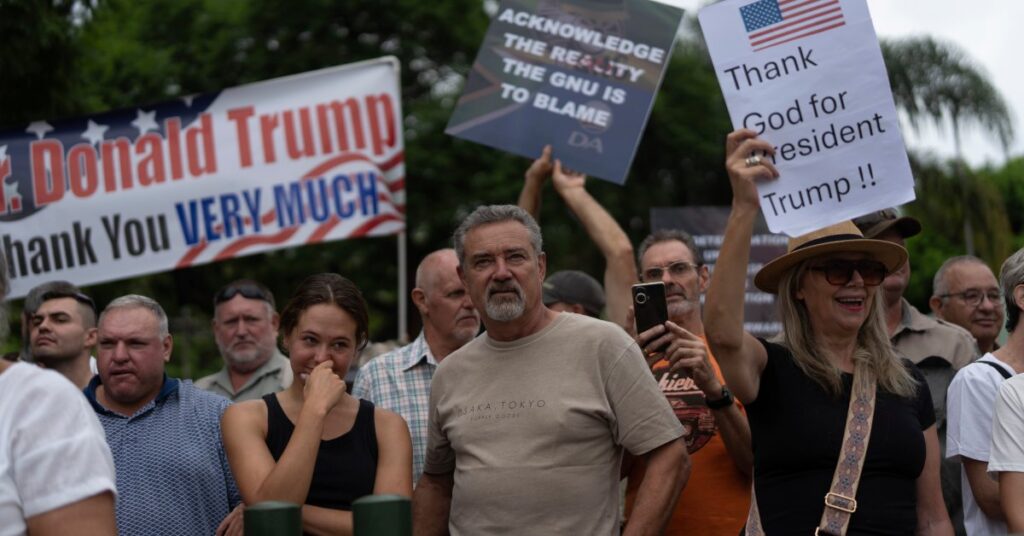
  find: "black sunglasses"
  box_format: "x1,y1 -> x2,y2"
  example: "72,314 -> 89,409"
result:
808,260 -> 888,287
214,282 -> 275,308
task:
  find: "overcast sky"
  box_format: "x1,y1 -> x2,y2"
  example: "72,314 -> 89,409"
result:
659,0 -> 1021,167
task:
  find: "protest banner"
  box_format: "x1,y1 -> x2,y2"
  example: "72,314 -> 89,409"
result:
698,0 -> 915,236
651,206 -> 786,338
446,0 -> 684,184
0,57 -> 405,299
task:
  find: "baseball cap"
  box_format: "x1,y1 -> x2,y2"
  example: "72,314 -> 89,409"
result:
542,270 -> 605,317
852,208 -> 922,240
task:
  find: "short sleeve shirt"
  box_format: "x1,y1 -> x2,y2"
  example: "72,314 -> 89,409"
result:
946,353 -> 1015,536
85,376 -> 240,536
989,373 -> 1024,475
424,313 -> 683,535
0,363 -> 116,536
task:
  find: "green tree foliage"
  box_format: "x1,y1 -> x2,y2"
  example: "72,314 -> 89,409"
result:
882,36 -> 1015,255
0,1 -> 84,124
5,3 -> 1021,371
902,153 -> 1013,308
979,156 -> 1024,249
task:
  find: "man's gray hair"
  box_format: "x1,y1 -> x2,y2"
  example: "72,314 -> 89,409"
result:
636,229 -> 705,269
452,205 -> 543,266
101,294 -> 170,337
1000,247 -> 1024,332
932,255 -> 989,297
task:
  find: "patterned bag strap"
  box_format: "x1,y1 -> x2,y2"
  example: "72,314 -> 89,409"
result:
744,486 -> 763,536
744,364 -> 877,536
816,364 -> 876,536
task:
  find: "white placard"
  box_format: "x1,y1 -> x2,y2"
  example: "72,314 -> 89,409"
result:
0,58 -> 405,298
699,0 -> 914,236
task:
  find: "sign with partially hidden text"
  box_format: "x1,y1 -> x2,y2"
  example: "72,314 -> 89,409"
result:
446,0 -> 684,184
652,206 -> 786,339
0,58 -> 405,298
699,0 -> 914,236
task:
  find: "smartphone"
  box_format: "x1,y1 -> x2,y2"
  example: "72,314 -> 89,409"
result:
632,282 -> 669,338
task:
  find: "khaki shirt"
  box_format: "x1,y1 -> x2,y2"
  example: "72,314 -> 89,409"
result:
892,298 -> 978,369
195,351 -> 293,402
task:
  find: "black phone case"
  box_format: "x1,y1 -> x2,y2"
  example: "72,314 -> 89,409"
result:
632,282 -> 668,334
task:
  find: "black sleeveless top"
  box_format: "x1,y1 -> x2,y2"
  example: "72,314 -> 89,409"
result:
263,394 -> 378,510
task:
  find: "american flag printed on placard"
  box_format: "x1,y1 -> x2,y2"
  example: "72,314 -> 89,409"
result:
740,0 -> 845,52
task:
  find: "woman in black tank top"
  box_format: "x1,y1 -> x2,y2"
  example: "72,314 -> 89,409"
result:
221,274 -> 413,535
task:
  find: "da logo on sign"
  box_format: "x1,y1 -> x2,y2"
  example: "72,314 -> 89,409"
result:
568,99 -> 611,154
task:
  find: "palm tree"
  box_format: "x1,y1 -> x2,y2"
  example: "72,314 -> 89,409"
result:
881,36 -> 1015,255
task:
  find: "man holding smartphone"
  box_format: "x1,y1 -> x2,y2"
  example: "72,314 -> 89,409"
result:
626,229 -> 753,536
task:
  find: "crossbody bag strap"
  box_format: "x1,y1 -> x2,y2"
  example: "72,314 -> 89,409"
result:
977,359 -> 1013,379
744,485 -> 763,536
816,365 -> 877,536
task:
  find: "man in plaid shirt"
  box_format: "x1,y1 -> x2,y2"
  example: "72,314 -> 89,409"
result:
353,249 -> 481,482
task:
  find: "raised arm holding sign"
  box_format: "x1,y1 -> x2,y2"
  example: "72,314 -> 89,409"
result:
447,0 -> 684,184
699,0 -> 915,236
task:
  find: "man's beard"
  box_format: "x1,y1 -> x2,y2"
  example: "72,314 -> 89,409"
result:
485,281 -> 526,322
667,297 -> 699,320
220,341 -> 273,372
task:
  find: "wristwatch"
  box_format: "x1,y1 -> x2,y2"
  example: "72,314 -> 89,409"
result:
705,385 -> 734,410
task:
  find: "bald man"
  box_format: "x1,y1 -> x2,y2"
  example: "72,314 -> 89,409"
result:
353,249 -> 481,483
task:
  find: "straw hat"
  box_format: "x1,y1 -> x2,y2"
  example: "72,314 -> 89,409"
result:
754,221 -> 908,293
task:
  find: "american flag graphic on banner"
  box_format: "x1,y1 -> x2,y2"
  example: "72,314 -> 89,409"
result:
740,0 -> 845,52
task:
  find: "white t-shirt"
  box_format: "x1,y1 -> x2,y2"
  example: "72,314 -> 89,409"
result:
0,362 -> 116,535
946,353 -> 1015,536
989,374 -> 1024,475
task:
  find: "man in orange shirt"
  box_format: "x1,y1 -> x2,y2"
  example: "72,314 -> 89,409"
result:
629,230 -> 753,535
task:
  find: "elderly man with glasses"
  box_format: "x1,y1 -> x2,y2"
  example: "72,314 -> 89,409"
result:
945,247 -> 1024,536
196,279 -> 293,401
931,256 -> 1005,355
625,229 -> 753,536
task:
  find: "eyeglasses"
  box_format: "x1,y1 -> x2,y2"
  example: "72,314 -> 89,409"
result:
214,282 -> 275,308
808,260 -> 888,286
940,289 -> 1003,308
642,261 -> 699,282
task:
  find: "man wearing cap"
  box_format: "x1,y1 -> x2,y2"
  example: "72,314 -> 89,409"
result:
542,269 -> 606,317
196,279 -> 292,402
625,229 -> 753,535
353,248 -> 481,484
27,282 -> 99,389
931,256 -> 1004,355
854,208 -> 977,533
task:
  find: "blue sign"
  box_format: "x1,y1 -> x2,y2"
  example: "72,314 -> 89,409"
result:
446,0 -> 684,184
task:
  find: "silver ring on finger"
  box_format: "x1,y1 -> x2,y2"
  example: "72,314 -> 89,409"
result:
745,155 -> 762,167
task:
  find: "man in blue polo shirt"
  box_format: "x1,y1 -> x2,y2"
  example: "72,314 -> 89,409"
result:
85,294 -> 241,535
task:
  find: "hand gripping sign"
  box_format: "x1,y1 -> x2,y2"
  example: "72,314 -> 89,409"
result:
699,0 -> 915,236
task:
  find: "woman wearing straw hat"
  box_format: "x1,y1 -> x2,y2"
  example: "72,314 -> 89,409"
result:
703,130 -> 952,535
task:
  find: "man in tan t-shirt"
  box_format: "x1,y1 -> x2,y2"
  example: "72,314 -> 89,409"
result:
413,205 -> 688,536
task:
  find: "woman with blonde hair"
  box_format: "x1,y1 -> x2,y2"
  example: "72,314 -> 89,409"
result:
703,129 -> 952,534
